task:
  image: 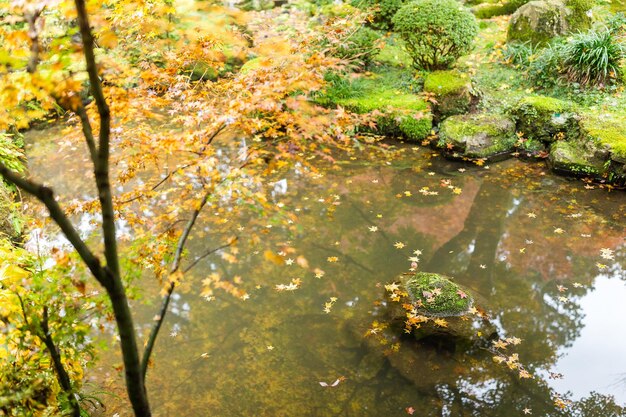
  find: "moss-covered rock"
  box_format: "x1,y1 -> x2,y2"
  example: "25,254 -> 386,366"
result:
579,116 -> 626,164
405,272 -> 473,316
337,86 -> 433,141
423,70 -> 476,119
548,141 -> 607,177
507,0 -> 589,45
439,113 -> 517,159
472,0 -> 530,19
509,95 -> 578,143
384,272 -> 497,345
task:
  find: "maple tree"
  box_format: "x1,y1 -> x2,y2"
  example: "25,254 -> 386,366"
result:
0,0 -> 373,415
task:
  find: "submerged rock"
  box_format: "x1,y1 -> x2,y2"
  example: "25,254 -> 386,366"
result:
423,70 -> 476,119
510,95 -> 578,142
438,113 -> 517,159
507,0 -> 588,45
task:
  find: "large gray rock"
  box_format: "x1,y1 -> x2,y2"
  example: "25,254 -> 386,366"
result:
438,113 -> 517,159
507,0 -> 585,45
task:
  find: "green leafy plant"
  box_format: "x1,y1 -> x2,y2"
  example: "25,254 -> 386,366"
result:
562,29 -> 625,86
392,0 -> 478,70
528,41 -> 567,88
502,41 -> 537,66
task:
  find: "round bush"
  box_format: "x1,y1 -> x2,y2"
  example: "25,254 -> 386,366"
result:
392,0 -> 478,70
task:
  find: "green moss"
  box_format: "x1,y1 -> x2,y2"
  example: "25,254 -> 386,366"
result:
510,95 -> 578,142
439,113 -> 517,158
519,95 -> 572,113
340,90 -> 432,140
398,113 -> 434,141
423,70 -> 474,118
239,57 -> 264,74
321,68 -> 433,141
423,70 -> 470,96
405,272 -> 473,316
581,117 -> 626,162
338,89 -> 428,113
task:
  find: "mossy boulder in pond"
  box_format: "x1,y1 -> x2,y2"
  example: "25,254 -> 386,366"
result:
406,272 -> 473,316
423,70 -> 476,119
548,141 -> 607,177
439,113 -> 517,159
385,272 -> 497,345
507,0 -> 589,45
510,95 -> 578,143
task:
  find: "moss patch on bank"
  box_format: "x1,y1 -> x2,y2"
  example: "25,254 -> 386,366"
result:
321,67 -> 433,141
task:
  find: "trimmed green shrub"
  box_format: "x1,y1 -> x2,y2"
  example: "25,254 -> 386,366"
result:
392,0 -> 478,70
562,29 -> 625,86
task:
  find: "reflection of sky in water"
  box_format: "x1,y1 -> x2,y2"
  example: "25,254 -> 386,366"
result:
550,276 -> 626,403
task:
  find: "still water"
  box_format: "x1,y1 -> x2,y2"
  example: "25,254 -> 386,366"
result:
25,127 -> 626,417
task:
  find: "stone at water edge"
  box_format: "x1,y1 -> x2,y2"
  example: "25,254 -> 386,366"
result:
438,113 -> 517,160
509,95 -> 578,143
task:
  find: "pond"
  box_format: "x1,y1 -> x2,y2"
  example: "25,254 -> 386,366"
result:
24,126 -> 626,417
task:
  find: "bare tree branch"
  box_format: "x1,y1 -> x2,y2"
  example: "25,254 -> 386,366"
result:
140,236 -> 237,378
0,164 -> 107,286
40,307 -> 81,417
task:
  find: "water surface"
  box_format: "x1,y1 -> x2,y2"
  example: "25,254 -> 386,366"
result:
24,128 -> 626,416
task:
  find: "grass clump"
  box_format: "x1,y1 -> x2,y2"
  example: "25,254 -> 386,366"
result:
561,29 -> 625,86
405,272 -> 473,316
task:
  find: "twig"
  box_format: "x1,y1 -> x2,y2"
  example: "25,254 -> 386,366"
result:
140,180 -> 234,378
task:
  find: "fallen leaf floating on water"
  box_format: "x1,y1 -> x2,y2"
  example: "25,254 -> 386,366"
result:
394,242 -> 405,249
406,406 -> 415,415
600,248 -> 615,260
319,377 -> 345,387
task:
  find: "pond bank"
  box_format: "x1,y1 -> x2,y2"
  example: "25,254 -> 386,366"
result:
320,63 -> 626,189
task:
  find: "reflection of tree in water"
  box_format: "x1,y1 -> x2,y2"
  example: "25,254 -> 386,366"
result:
98,158 -> 626,416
